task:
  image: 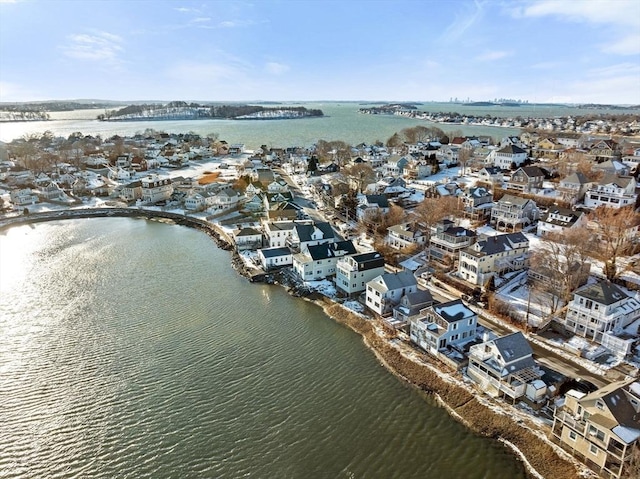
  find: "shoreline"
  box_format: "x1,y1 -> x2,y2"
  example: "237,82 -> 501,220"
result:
1,212 -> 585,479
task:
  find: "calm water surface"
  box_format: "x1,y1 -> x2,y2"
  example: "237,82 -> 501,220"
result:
0,218 -> 526,478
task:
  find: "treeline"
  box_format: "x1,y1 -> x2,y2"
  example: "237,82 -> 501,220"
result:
0,101 -> 117,112
98,102 -> 323,121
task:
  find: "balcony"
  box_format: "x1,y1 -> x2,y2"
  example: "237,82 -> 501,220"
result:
554,409 -> 587,435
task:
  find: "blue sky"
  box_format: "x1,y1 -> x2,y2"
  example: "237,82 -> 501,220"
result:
1,0 -> 639,104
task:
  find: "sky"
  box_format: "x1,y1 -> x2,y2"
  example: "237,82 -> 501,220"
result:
0,0 -> 639,104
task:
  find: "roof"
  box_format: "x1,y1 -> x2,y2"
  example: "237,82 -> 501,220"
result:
235,227 -> 262,237
494,332 -> 532,359
598,173 -> 634,188
540,207 -> 583,227
497,144 -> 527,155
365,194 -> 389,208
433,299 -> 475,323
306,240 -> 356,260
369,271 -> 417,293
471,232 -> 529,256
582,379 -> 640,440
259,247 -> 291,258
497,194 -> 532,207
574,280 -> 630,305
518,166 -> 545,178
294,222 -> 335,242
349,252 -> 386,270
561,171 -> 590,185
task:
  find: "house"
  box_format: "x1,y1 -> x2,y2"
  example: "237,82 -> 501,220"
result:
458,232 -> 530,287
557,172 -> 592,205
184,192 -> 207,211
490,194 -> 539,232
335,251 -> 386,296
467,332 -> 543,401
365,271 -> 418,316
533,138 -> 564,160
477,166 -> 503,184
292,240 -> 357,281
386,222 -> 427,250
140,174 -> 173,204
461,186 -> 493,221
558,280 -> 640,358
552,379 -> 640,479
9,188 -> 38,207
264,221 -> 299,248
356,194 -> 390,221
584,174 -> 637,209
403,159 -> 433,180
267,201 -> 299,220
257,246 -> 292,270
228,143 -> 245,155
233,227 -> 263,251
429,221 -> 476,267
389,289 -> 434,330
588,139 -> 620,162
287,222 -> 336,254
537,206 -> 587,236
592,160 -> 630,177
487,144 -> 528,169
382,155 -> 409,176
39,181 -> 64,201
410,299 -> 477,355
506,166 -> 546,193
207,189 -> 241,212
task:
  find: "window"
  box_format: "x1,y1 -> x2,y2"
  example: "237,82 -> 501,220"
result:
589,444 -> 598,455
569,430 -> 577,441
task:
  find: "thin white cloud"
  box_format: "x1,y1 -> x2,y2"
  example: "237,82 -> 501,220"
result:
476,50 -> 512,61
440,0 -> 485,43
0,81 -> 45,102
218,20 -> 256,28
175,7 -> 200,13
192,17 -> 211,24
61,31 -> 124,62
265,62 -> 289,75
518,0 -> 640,55
529,61 -> 561,70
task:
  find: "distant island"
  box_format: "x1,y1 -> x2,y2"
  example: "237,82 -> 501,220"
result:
358,103 -> 419,114
98,101 -> 324,121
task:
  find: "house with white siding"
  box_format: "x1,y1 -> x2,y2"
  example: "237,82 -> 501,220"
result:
410,299 -> 477,355
335,252 -> 386,296
365,271 -> 418,316
584,174 -> 637,209
293,240 -> 357,281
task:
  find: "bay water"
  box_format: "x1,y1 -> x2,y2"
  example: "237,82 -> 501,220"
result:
0,218 -> 526,478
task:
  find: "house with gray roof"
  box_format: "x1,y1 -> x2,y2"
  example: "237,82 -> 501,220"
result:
467,332 -> 543,401
506,166 -> 546,193
584,174 -> 637,209
257,246 -> 293,270
537,205 -> 587,236
461,186 -> 493,221
552,379 -> 640,479
288,221 -> 336,253
365,271 -> 418,316
458,232 -> 529,287
389,289 -> 434,330
558,171 -> 592,205
490,194 -> 539,232
292,240 -> 357,281
487,144 -> 528,169
410,299 -> 477,356
558,280 -> 640,358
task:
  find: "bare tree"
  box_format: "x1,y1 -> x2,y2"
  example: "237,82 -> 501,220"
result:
342,163 -> 376,193
414,196 -> 462,242
589,206 -> 640,280
458,148 -> 472,176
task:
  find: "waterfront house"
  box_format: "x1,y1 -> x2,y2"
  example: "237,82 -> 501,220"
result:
365,271 -> 418,316
477,166 -> 503,184
257,246 -> 292,270
587,139 -> 620,162
386,222 -> 427,250
141,174 -> 173,204
287,221 -> 336,254
410,299 -> 477,355
38,181 -> 64,201
292,240 -> 357,281
335,251 -> 386,296
552,379 -> 640,479
536,206 -> 587,236
467,332 -> 543,402
389,289 -> 434,330
9,188 -> 38,207
557,280 -> 640,358
583,174 -> 637,209
506,166 -> 546,193
233,227 -> 263,251
457,232 -> 529,287
264,221 -> 299,248
490,194 -> 539,232
403,159 -> 433,180
533,138 -> 564,160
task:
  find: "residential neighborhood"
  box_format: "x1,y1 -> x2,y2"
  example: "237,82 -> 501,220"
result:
1,124 -> 640,479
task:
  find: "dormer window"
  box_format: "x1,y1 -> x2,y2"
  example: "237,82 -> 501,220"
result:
596,400 -> 604,410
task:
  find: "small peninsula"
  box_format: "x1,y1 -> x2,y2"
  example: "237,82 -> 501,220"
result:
97,101 -> 323,121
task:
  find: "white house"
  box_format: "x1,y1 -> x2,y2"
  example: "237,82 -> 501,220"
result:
558,280 -> 640,358
365,271 -> 418,316
467,332 -> 543,401
490,194 -> 539,232
9,188 -> 38,206
292,240 -> 357,281
233,227 -> 263,251
410,299 -> 477,355
257,247 -> 293,270
487,144 -> 528,169
335,251 -> 386,296
584,174 -> 637,209
141,174 -> 173,204
537,206 -> 587,236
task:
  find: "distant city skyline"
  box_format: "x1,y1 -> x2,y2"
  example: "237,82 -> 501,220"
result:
1,0 -> 639,104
